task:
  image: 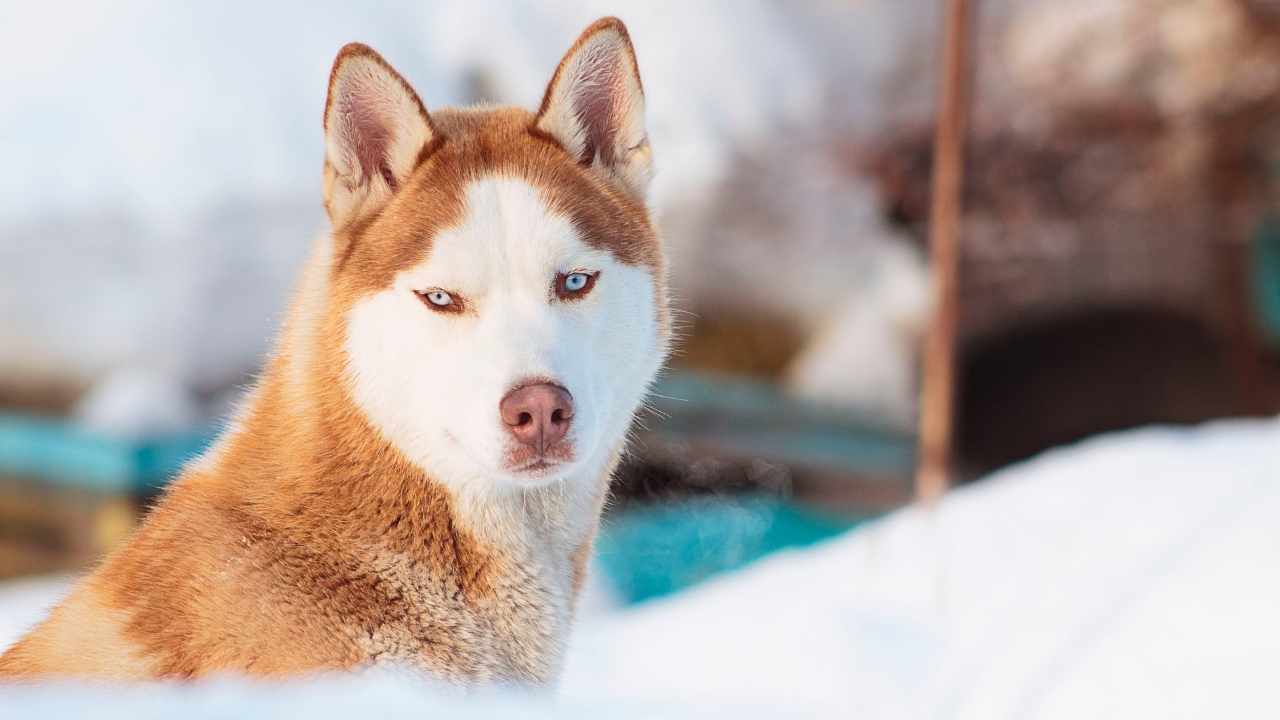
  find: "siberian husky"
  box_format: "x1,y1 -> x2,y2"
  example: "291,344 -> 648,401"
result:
0,17 -> 669,684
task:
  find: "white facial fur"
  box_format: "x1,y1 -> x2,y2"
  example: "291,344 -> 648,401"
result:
344,176 -> 663,496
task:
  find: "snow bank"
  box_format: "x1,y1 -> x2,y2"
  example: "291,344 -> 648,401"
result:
2,417 -> 1277,716
562,417 -> 1280,717
0,672 -> 795,719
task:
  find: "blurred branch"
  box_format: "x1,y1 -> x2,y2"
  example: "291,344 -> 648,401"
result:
917,0 -> 975,501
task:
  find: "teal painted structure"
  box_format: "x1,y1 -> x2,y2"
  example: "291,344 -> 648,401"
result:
0,414 -> 211,495
1253,217 -> 1280,349
597,497 -> 864,604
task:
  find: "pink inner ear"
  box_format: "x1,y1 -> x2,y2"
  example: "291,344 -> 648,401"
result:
337,89 -> 397,189
571,49 -> 624,166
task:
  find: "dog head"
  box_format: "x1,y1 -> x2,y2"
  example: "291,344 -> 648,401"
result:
319,19 -> 668,490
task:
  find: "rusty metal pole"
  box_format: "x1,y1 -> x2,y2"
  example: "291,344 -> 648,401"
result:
916,0 -> 975,501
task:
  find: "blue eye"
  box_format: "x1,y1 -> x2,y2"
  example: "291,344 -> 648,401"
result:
555,271 -> 598,300
417,288 -> 464,313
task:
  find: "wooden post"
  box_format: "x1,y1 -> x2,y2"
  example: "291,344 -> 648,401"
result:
916,0 -> 975,501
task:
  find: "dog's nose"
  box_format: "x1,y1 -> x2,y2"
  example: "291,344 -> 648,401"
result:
499,382 -> 574,454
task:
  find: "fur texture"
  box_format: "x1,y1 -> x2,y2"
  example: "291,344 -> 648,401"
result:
0,17 -> 668,685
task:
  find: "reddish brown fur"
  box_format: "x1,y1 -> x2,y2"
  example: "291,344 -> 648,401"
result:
536,18 -> 645,122
0,18 -> 665,684
535,17 -> 645,167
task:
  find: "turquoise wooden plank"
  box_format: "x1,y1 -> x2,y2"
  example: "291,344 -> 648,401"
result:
596,497 -> 865,604
0,414 -> 211,494
1253,217 -> 1280,349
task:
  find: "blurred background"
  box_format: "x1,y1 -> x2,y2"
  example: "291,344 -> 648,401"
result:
2,0 -> 1279,714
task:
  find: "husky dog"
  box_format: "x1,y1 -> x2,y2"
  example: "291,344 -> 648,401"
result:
0,17 -> 669,684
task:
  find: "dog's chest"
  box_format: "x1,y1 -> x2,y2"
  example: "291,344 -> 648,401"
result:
355,546 -> 573,684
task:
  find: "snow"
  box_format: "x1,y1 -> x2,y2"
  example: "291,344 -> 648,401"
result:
562,417 -> 1280,717
2,417 -> 1277,717
0,673 -> 793,719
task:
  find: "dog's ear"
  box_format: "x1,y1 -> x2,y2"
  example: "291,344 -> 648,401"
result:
535,18 -> 651,199
323,43 -> 434,229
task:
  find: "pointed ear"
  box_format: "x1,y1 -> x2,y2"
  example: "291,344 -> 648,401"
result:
534,18 -> 652,198
323,43 -> 434,229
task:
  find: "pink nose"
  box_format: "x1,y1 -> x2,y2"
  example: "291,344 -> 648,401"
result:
499,382 -> 574,455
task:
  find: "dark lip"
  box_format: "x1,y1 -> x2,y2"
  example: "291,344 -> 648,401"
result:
506,439 -> 576,472
443,430 -> 574,475
510,458 -> 565,473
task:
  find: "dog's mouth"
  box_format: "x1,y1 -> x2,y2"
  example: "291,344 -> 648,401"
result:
505,443 -> 575,475
512,458 -> 560,473
441,430 -> 577,479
